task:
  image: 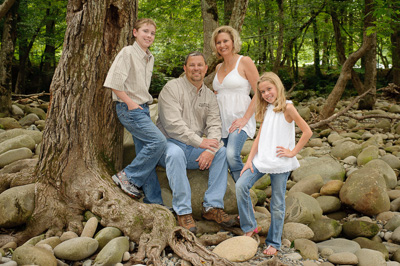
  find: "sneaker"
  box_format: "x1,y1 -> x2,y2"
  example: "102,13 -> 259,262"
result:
201,206 -> 237,227
112,171 -> 142,198
177,214 -> 197,234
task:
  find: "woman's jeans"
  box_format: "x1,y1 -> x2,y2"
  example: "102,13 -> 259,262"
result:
157,139 -> 228,215
236,163 -> 290,250
115,102 -> 167,204
222,129 -> 248,182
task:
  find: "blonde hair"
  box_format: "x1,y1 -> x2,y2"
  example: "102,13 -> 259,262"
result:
210,26 -> 242,58
255,72 -> 287,122
134,18 -> 156,31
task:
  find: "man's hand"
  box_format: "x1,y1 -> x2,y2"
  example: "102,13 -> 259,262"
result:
196,151 -> 215,170
199,138 -> 219,152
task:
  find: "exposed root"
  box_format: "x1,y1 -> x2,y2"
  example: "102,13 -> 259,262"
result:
168,227 -> 234,266
198,232 -> 232,246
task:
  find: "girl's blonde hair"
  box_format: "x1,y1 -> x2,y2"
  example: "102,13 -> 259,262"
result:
255,72 -> 287,122
134,18 -> 156,31
210,26 -> 242,59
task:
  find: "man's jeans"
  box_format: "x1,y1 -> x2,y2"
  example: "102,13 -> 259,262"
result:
222,129 -> 248,182
236,163 -> 290,250
115,102 -> 166,204
157,139 -> 228,215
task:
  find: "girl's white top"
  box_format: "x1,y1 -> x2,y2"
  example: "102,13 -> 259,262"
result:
253,100 -> 300,174
212,56 -> 256,139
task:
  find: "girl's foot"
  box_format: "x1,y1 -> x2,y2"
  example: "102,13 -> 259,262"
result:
244,226 -> 261,237
263,245 -> 278,256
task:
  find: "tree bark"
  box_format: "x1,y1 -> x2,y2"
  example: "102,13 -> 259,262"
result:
312,14 -> 322,77
0,0 -> 16,19
391,2 -> 400,86
3,1 -> 177,264
272,0 -> 284,73
358,0 -> 376,110
0,0 -> 19,115
201,0 -> 219,65
40,7 -> 57,92
320,1 -> 375,119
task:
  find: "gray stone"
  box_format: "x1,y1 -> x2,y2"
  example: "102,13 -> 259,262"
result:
331,141 -> 362,160
11,105 -> 24,116
0,147 -> 33,168
36,236 -> 62,249
94,227 -> 122,251
0,128 -> 43,144
353,237 -> 389,260
0,118 -> 21,129
320,180 -> 344,196
327,133 -> 343,144
288,174 -> 324,196
355,248 -> 385,266
339,167 -> 390,216
309,218 -> 342,242
381,154 -> 400,170
342,220 -> 380,239
308,138 -> 323,147
212,236 -> 258,262
53,237 -> 98,261
12,245 -> 57,266
24,106 -> 47,120
357,145 -> 379,166
294,238 -> 318,260
93,236 -> 129,266
328,252 -> 358,265
388,191 -> 400,200
253,174 -> 270,190
282,222 -> 314,242
60,231 -> 79,242
0,135 -> 35,155
298,107 -> 311,120
316,196 -> 341,214
390,226 -> 400,244
389,105 -> 400,114
291,156 -> 346,183
317,238 -> 361,254
285,192 -> 323,224
343,156 -> 357,165
19,113 -> 40,127
0,184 -> 35,228
384,215 -> 400,231
81,217 -> 99,238
22,234 -> 45,246
364,159 -> 397,188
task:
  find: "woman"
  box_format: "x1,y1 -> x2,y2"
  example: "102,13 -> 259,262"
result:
210,25 -> 259,182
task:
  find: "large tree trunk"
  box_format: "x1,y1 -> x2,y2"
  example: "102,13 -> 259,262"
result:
201,0 -> 219,65
358,0 -> 376,110
0,0 -> 16,19
0,0 -> 19,115
391,2 -> 400,86
320,0 -> 375,119
272,0 -> 284,73
3,1 -> 176,264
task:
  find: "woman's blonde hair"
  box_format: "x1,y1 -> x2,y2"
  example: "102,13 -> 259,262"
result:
255,72 -> 287,122
134,18 -> 156,31
210,26 -> 242,58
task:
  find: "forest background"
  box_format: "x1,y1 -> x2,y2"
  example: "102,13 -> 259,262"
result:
0,0 -> 400,264
1,0 -> 399,105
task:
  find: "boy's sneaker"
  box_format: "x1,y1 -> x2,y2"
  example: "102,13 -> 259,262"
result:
177,214 -> 197,234
112,171 -> 142,198
201,206 -> 237,227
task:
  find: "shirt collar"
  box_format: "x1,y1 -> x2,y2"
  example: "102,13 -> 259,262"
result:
133,41 -> 153,61
183,75 -> 205,95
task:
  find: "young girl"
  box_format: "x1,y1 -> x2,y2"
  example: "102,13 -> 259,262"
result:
104,18 -> 167,204
236,72 -> 312,256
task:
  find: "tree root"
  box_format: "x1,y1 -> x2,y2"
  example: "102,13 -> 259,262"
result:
168,227 -> 234,266
197,232 -> 232,246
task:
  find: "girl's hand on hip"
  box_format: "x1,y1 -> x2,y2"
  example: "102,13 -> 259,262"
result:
276,146 -> 294,158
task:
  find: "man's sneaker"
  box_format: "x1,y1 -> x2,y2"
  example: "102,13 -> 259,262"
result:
201,206 -> 237,227
177,214 -> 197,234
112,171 -> 142,198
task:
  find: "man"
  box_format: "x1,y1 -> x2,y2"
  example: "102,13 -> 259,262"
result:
156,51 -> 237,233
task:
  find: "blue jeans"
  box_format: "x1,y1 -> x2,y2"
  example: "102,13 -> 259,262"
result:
115,102 -> 166,204
157,139 -> 228,215
236,163 -> 290,250
222,129 -> 248,182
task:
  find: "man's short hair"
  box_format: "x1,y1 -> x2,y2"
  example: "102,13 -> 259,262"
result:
184,51 -> 207,66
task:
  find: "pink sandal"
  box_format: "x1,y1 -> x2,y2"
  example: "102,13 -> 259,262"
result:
244,226 -> 262,237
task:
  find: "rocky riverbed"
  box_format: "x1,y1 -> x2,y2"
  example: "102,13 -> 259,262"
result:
0,92 -> 400,266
